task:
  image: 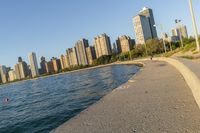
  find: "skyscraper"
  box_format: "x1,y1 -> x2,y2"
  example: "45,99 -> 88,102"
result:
60,54 -> 70,70
116,35 -> 135,53
172,25 -> 188,39
180,25 -> 188,39
51,57 -> 61,73
139,7 -> 157,39
0,65 -> 8,83
40,56 -> 47,75
16,57 -> 29,79
133,7 -> 157,44
86,46 -> 96,65
8,70 -> 17,82
14,64 -> 21,80
66,48 -> 78,66
18,62 -> 29,79
45,61 -> 54,74
112,43 -> 118,54
172,28 -> 178,37
75,39 -> 89,66
94,34 -> 112,58
18,57 -> 23,62
28,52 -> 39,77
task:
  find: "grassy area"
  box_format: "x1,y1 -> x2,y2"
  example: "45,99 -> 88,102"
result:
193,51 -> 199,55
180,55 -> 195,60
182,42 -> 196,53
164,48 -> 182,57
162,38 -> 200,59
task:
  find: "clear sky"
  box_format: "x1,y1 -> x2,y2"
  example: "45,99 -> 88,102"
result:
0,0 -> 200,67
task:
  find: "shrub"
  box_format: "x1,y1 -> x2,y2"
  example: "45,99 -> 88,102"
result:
146,39 -> 163,55
93,55 -> 112,65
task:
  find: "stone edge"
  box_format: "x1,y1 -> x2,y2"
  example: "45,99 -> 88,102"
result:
156,57 -> 200,109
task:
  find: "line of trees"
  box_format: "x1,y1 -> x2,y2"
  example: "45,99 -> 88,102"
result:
1,37 -> 196,86
92,37 -> 198,65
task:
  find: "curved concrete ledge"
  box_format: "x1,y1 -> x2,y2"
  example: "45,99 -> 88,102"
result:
155,57 -> 200,109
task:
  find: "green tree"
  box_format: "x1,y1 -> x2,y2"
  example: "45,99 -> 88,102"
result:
146,39 -> 163,55
93,55 -> 112,65
133,44 -> 147,57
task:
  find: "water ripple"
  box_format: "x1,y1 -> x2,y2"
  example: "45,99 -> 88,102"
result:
0,65 -> 139,133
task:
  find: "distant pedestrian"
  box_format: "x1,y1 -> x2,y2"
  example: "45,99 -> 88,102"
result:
150,55 -> 153,61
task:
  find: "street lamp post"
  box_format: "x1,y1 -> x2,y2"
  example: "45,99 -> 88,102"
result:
165,33 -> 173,51
129,50 -> 132,60
169,40 -> 173,51
189,0 -> 200,51
145,43 -> 148,56
162,33 -> 167,53
175,19 -> 184,48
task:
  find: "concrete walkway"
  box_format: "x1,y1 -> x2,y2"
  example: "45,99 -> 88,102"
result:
52,61 -> 200,133
175,57 -> 200,79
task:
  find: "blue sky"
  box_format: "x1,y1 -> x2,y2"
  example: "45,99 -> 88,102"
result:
0,0 -> 200,67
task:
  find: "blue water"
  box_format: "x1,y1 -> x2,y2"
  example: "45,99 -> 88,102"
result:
0,65 -> 139,133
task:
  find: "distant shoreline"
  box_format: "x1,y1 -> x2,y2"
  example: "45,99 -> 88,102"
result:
0,60 -> 144,87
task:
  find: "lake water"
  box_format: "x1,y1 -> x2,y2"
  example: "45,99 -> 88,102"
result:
0,65 -> 139,133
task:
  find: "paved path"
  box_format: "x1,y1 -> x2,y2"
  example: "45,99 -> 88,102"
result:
52,61 -> 200,133
174,57 -> 200,79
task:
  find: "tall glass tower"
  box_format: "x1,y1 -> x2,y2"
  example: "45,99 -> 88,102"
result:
28,52 -> 39,77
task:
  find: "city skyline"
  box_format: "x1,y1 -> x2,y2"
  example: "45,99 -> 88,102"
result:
0,0 -> 200,66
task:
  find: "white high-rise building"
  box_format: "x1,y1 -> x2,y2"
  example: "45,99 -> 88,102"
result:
172,25 -> 188,39
8,70 -> 17,82
28,52 -> 39,77
75,39 -> 89,66
66,48 -> 79,66
94,34 -> 112,58
60,54 -> 70,69
133,7 -> 157,44
116,35 -> 134,53
0,65 -> 8,83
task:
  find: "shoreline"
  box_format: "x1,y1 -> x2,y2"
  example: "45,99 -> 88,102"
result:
52,59 -> 200,133
50,61 -> 144,133
0,60 -> 144,87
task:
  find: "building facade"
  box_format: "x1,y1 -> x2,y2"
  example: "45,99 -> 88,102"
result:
94,34 -> 112,58
8,70 -> 17,82
172,25 -> 188,40
51,58 -> 61,73
139,7 -> 157,38
133,7 -> 157,44
60,54 -> 70,70
66,48 -> 78,66
75,39 -> 89,66
0,65 -> 8,83
180,25 -> 188,38
45,61 -> 54,74
14,64 -> 21,80
13,57 -> 29,80
28,52 -> 39,77
112,43 -> 118,54
86,46 -> 96,65
116,35 -> 135,53
18,62 -> 29,79
40,56 -> 47,75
